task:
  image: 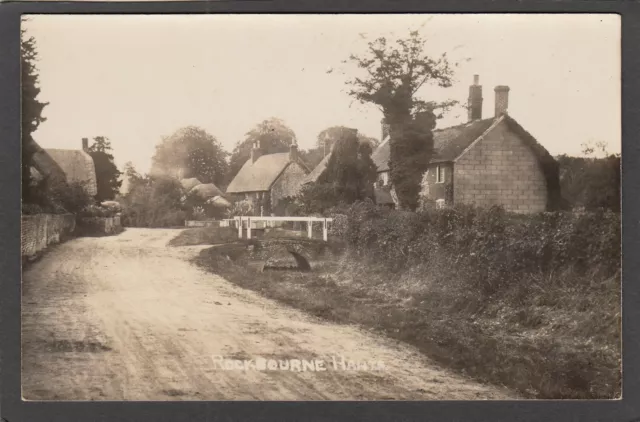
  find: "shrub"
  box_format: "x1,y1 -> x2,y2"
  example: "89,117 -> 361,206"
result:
337,201 -> 620,295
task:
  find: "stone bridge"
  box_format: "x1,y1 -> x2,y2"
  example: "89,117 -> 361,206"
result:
246,238 -> 343,272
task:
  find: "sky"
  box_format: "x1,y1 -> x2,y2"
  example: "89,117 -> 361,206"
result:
23,14 -> 620,174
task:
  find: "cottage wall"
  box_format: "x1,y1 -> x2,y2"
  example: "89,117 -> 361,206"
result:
419,163 -> 454,206
270,163 -> 307,214
453,121 -> 547,213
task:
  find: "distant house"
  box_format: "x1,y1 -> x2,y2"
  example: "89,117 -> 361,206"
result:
304,128 -> 394,208
30,138 -> 98,196
226,142 -> 309,216
372,75 -> 560,213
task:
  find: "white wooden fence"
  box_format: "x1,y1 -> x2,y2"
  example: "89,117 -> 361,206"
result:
232,216 -> 333,241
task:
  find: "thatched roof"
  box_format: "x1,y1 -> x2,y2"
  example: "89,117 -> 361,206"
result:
31,148 -> 97,196
371,118 -> 496,172
190,183 -> 223,198
180,177 -> 202,191
226,153 -> 308,193
206,195 -> 232,208
303,151 -> 332,185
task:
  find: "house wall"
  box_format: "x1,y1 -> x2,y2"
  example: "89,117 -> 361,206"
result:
377,171 -> 390,187
419,163 -> 454,206
453,120 -> 547,213
270,163 -> 307,215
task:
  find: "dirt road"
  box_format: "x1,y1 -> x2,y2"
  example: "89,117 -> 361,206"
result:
22,228 -> 515,401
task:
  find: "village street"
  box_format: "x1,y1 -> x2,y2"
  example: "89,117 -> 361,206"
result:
21,228 -> 514,401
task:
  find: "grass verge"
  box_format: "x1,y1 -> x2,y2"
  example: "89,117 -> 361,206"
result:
192,242 -> 621,400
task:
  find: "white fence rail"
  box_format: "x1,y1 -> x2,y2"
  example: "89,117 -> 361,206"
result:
233,216 -> 333,241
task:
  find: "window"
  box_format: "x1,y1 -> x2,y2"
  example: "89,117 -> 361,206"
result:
436,165 -> 445,183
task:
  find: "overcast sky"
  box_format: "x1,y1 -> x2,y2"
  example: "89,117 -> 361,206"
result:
23,14 -> 620,173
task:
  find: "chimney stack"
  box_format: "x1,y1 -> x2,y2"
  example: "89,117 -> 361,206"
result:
494,85 -> 510,117
251,140 -> 262,163
381,118 -> 391,140
289,141 -> 298,162
467,75 -> 483,121
82,138 -> 89,152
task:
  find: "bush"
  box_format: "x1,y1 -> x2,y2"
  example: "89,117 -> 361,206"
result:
338,201 -> 620,295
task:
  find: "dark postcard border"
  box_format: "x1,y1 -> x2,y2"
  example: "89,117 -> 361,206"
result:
1,2 -> 638,422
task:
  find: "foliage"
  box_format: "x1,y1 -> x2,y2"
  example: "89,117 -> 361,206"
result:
21,27 -> 49,203
295,183 -> 338,215
316,126 -> 380,153
557,154 -> 620,212
389,111 -> 437,210
24,177 -> 94,215
225,199 -> 255,218
228,118 -> 297,181
320,128 -> 377,202
86,136 -> 123,202
120,172 -> 187,227
78,204 -> 119,218
339,201 -> 620,295
339,30 -> 459,210
151,126 -> 229,187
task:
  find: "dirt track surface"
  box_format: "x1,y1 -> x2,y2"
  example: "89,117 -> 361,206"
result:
22,228 -> 515,401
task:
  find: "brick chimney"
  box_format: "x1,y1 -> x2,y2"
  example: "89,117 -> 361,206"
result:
289,141 -> 298,162
81,137 -> 89,152
467,75 -> 483,121
494,85 -> 510,117
381,118 -> 391,140
250,140 -> 262,164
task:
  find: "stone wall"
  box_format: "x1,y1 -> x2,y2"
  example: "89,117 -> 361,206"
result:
454,120 -> 547,213
77,215 -> 123,236
185,220 -> 221,228
420,163 -> 454,206
21,214 -> 76,259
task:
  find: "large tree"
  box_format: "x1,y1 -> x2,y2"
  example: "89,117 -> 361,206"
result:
228,118 -> 297,181
21,28 -> 49,202
299,128 -> 377,213
316,126 -> 380,154
339,30 -> 458,210
87,136 -> 122,202
151,126 -> 228,187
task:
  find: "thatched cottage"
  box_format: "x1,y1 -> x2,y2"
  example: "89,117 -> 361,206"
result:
372,75 -> 561,213
30,138 -> 98,196
226,141 -> 309,216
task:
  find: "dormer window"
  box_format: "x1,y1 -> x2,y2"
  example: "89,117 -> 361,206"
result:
436,165 -> 445,183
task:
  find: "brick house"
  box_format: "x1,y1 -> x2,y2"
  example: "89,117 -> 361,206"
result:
371,76 -> 561,213
226,142 -> 309,216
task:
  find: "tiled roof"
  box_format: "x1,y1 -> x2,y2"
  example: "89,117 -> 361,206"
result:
226,153 -> 306,193
371,117 -> 497,172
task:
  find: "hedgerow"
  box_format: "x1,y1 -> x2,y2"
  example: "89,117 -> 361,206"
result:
334,202 -> 620,295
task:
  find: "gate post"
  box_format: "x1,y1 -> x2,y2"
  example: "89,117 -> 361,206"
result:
323,218 -> 328,242
307,219 -> 313,239
237,217 -> 242,239
247,218 -> 252,240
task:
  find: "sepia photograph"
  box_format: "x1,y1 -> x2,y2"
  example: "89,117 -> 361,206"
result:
19,14 -> 621,401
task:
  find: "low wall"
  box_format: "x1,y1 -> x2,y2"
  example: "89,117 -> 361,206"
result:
77,215 -> 123,236
21,213 -> 76,259
185,220 -> 221,228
